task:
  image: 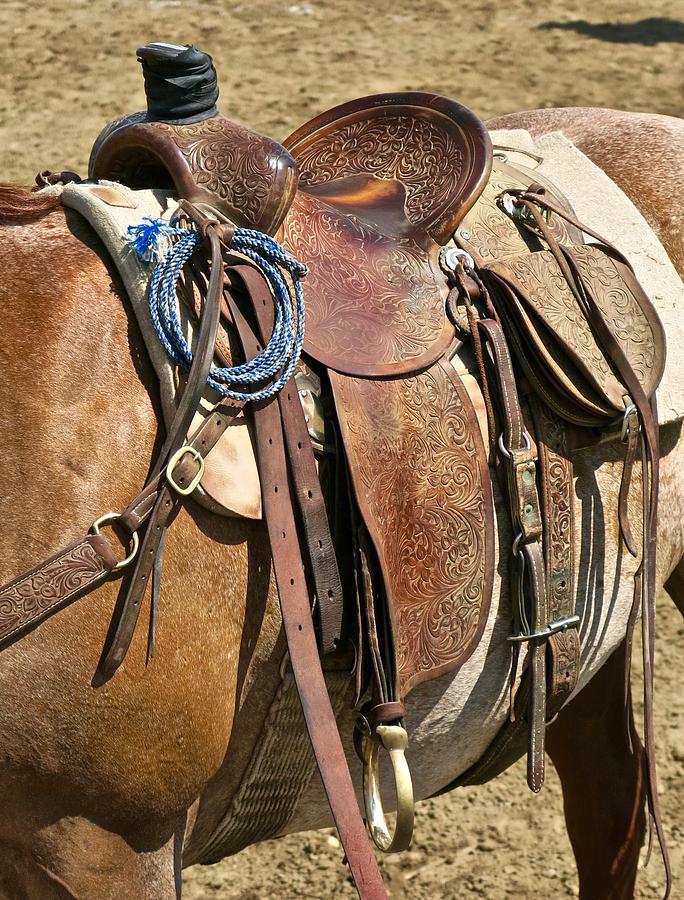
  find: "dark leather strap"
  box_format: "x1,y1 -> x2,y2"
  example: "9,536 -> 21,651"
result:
228,265 -> 344,654
100,213 -> 234,676
477,317 -> 549,791
224,270 -> 388,899
103,404 -> 242,677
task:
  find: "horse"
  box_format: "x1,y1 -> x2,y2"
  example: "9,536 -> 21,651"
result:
0,105 -> 682,900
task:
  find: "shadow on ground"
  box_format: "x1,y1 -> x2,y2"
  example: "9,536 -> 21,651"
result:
539,17 -> 684,46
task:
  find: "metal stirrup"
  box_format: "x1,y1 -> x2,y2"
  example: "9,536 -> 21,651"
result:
361,724 -> 414,853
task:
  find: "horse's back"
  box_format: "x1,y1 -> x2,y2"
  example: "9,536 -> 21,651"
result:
486,109 -> 684,276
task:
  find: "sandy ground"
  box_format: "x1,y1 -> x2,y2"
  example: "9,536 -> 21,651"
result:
1,1 -> 683,897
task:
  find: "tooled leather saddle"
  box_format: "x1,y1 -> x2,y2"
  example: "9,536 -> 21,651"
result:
0,42 -> 668,898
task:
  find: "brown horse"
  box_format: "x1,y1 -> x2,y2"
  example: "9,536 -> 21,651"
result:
0,107 -> 682,899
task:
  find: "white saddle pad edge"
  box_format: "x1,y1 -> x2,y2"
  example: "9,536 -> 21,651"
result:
55,180 -> 262,519
490,128 -> 684,426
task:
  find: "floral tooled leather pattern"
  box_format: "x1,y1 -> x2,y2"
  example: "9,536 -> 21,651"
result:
282,191 -> 448,373
457,161 -> 578,264
294,114 -> 464,228
0,540 -> 105,641
500,249 -> 658,408
153,119 -> 284,225
332,362 -> 493,696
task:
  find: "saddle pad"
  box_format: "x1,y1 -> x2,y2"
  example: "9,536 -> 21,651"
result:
53,181 -> 262,519
330,358 -> 495,697
488,129 -> 684,425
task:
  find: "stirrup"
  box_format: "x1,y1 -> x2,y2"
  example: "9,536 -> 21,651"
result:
360,723 -> 414,853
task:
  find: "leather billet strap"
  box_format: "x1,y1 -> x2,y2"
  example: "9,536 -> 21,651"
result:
224,267 -> 388,899
439,399 -> 579,795
477,317 -> 550,792
529,400 -> 579,709
0,406 -> 234,649
227,265 -> 344,655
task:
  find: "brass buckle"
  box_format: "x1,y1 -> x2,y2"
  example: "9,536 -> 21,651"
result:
360,723 -> 414,853
90,512 -> 139,571
165,445 -> 205,496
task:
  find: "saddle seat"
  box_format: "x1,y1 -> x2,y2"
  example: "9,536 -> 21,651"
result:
281,92 -> 492,376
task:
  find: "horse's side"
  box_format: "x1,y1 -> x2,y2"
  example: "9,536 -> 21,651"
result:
0,108 -> 682,899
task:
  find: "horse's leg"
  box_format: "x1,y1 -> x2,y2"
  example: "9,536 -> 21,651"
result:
664,557 -> 684,617
0,775 -> 185,900
0,801 -> 182,900
546,640 -> 646,900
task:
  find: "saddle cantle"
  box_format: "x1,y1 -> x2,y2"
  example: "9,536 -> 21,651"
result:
281,94 -> 496,698
89,45 -> 299,235
282,92 -> 492,376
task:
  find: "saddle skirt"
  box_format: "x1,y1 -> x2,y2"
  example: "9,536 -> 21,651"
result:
485,128 -> 684,426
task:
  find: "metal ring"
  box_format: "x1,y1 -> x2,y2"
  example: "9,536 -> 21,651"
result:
90,512 -> 139,571
498,430 -> 531,459
620,403 -> 638,442
511,531 -> 524,557
361,724 -> 414,853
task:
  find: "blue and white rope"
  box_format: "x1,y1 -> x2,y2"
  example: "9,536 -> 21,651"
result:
128,216 -> 306,402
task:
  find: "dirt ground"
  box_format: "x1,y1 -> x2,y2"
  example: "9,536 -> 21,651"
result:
2,2 -> 683,898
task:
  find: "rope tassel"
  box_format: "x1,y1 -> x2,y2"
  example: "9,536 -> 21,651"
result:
127,215 -> 307,403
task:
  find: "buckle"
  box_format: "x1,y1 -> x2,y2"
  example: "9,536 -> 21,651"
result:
508,614 -> 581,643
621,403 -> 638,442
498,430 -> 531,459
165,445 -> 205,496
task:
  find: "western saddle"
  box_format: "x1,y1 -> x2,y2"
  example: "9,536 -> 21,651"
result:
0,43 -> 669,898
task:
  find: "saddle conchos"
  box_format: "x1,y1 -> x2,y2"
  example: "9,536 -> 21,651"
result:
0,42 -> 669,898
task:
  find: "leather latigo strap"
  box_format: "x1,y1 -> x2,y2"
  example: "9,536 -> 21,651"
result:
101,209 -> 240,677
224,266 -> 387,899
477,318 -> 551,791
99,403 -> 242,677
228,265 -> 344,654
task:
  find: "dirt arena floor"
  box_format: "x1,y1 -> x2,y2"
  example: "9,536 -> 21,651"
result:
1,1 -> 683,898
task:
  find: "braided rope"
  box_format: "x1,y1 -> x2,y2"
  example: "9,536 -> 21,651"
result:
128,216 -> 306,402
